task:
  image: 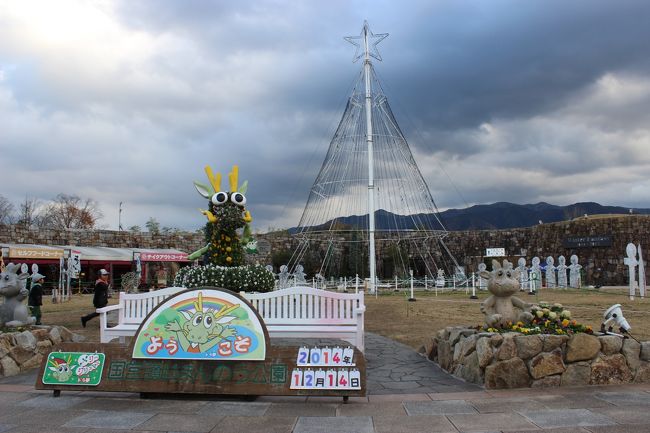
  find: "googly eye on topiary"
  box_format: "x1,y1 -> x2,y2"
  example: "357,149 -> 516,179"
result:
231,192 -> 246,206
211,192 -> 228,205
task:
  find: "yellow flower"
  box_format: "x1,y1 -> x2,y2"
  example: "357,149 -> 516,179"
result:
562,319 -> 570,327
557,329 -> 564,334
517,321 -> 524,327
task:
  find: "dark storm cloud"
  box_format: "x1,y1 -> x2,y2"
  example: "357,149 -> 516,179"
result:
1,0 -> 649,232
380,1 -> 650,151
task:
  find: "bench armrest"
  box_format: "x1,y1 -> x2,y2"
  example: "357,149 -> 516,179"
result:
96,305 -> 120,314
354,305 -> 366,314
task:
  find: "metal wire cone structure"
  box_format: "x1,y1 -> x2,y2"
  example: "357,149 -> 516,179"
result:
291,22 -> 461,292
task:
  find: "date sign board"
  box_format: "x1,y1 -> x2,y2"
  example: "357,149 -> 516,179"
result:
36,287 -> 365,397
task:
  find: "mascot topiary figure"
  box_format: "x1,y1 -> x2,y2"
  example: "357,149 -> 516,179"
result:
177,165 -> 273,292
189,165 -> 256,264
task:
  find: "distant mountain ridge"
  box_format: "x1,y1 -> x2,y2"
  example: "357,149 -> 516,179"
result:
437,201 -> 650,230
292,202 -> 650,232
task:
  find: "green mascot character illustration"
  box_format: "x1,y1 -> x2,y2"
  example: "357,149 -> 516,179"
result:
48,356 -> 75,382
164,292 -> 239,353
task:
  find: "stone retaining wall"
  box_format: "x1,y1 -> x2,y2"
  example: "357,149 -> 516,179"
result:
2,214 -> 649,285
0,225 -> 204,252
424,327 -> 650,389
0,326 -> 83,378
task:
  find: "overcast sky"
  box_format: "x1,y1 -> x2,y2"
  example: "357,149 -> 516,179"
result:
1,0 -> 650,232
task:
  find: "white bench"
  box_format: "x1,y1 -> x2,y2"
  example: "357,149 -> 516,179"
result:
97,286 -> 186,344
97,286 -> 366,352
244,287 -> 365,352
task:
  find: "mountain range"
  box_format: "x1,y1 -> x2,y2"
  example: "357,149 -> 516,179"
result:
291,202 -> 650,232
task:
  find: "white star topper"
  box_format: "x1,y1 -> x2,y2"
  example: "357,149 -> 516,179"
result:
344,21 -> 389,63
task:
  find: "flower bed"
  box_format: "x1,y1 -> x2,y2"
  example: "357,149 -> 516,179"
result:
173,263 -> 275,293
481,302 -> 593,336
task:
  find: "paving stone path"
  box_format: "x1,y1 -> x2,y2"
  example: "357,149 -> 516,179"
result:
1,332 -> 650,432
364,333 -> 481,394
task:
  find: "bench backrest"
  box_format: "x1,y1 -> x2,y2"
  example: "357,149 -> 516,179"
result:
119,286 -> 185,324
244,286 -> 364,325
117,286 -> 365,326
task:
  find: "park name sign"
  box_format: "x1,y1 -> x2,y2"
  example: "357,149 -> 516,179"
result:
36,288 -> 365,398
563,236 -> 612,248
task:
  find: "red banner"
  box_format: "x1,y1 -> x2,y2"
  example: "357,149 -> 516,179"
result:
139,252 -> 188,262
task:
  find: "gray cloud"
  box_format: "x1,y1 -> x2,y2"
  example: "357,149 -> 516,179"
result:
0,0 -> 649,233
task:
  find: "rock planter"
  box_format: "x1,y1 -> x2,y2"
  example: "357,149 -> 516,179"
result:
423,326 -> 650,389
0,326 -> 83,378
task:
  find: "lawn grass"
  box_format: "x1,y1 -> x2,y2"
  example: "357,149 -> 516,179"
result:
34,287 -> 650,350
38,293 -> 118,342
364,287 -> 650,348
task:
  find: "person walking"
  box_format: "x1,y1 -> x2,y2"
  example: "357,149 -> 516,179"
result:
81,269 -> 109,327
29,273 -> 45,325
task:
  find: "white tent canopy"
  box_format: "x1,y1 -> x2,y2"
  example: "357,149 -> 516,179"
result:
1,243 -> 188,262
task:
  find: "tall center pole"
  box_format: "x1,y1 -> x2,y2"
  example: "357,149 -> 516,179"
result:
363,26 -> 377,295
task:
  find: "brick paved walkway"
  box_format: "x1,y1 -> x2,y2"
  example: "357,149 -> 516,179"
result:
1,332 -> 649,432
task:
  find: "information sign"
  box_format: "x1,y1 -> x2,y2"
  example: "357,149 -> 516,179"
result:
485,248 -> 506,257
563,236 -> 612,248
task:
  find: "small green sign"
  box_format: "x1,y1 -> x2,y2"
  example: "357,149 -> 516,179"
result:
42,352 -> 105,386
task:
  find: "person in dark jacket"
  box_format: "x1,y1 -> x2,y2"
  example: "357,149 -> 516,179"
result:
81,269 -> 110,327
29,273 -> 45,325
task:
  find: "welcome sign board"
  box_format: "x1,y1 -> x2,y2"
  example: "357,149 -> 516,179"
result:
132,289 -> 266,361
36,287 -> 365,398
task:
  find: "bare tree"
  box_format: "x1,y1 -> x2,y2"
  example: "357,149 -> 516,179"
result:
15,197 -> 41,227
40,194 -> 103,229
0,195 -> 14,225
145,217 -> 160,234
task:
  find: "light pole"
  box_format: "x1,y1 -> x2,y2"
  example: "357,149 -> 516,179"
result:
344,21 -> 388,296
119,202 -> 123,231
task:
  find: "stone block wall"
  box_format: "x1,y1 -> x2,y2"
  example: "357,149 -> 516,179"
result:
446,215 -> 650,286
0,326 -> 82,378
0,225 -> 205,252
2,214 -> 649,285
425,326 -> 650,389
